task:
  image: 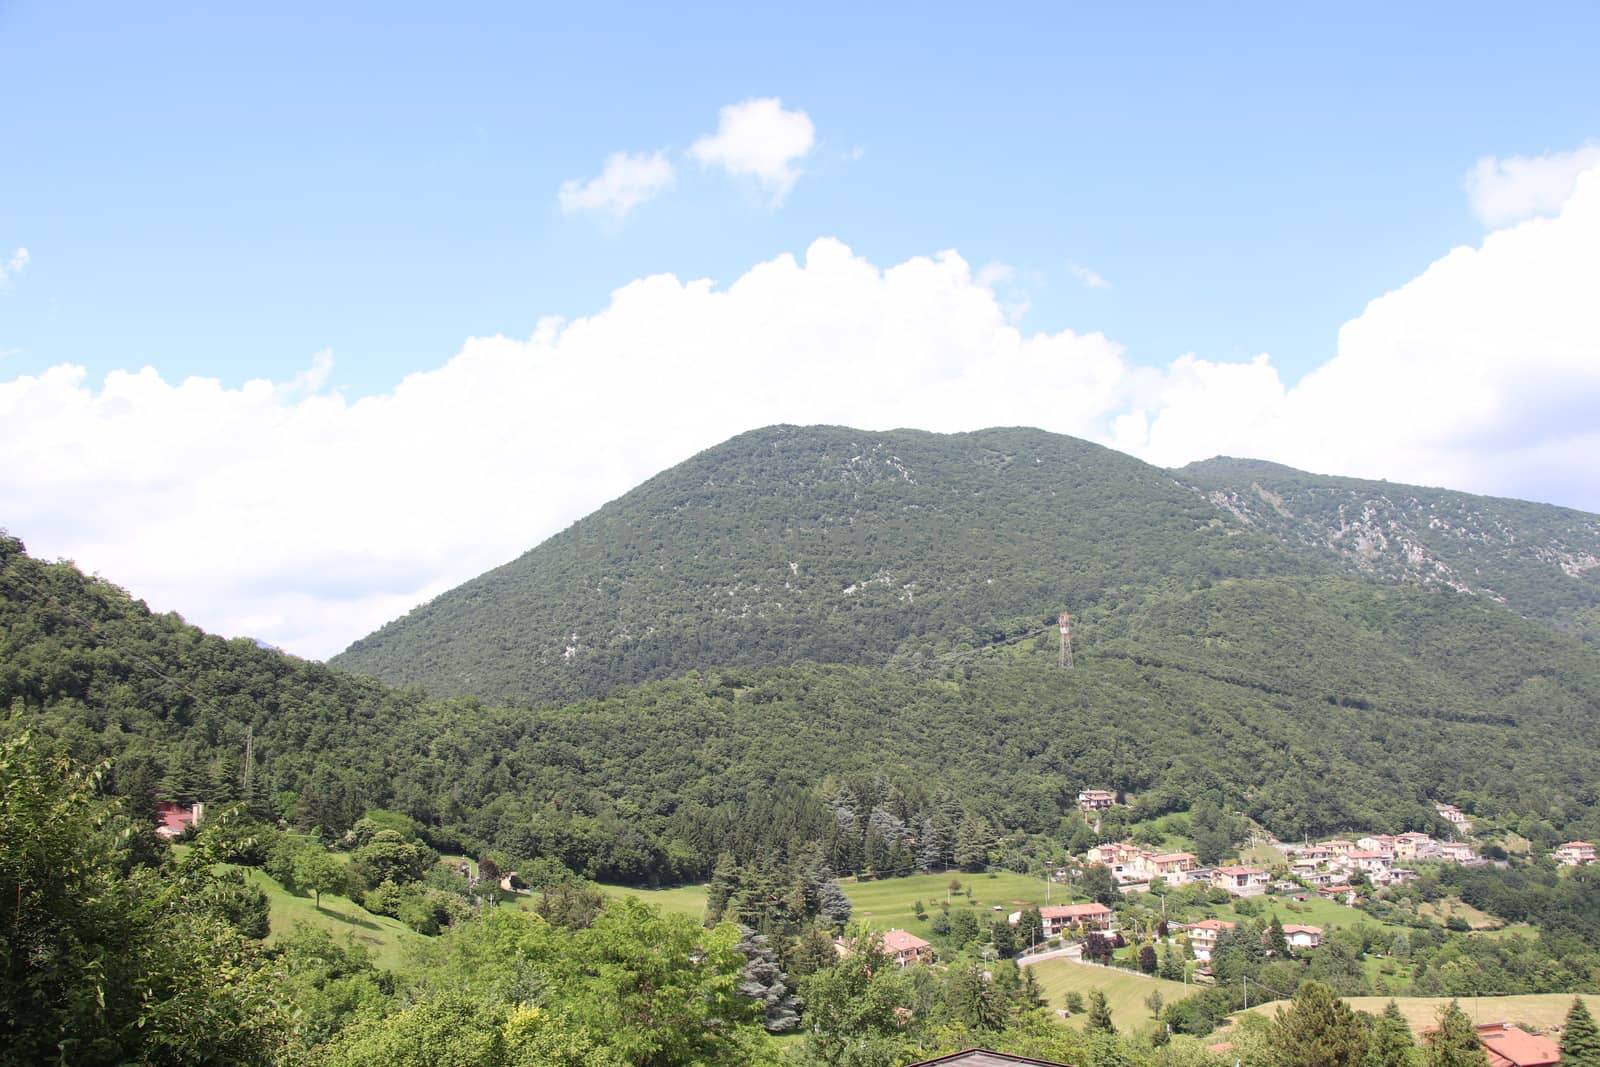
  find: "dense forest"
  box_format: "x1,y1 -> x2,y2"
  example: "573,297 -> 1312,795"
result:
7,529 -> 1600,887
332,425 -> 1600,704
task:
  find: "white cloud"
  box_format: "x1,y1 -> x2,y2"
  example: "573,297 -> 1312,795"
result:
558,150 -> 675,219
0,247 -> 29,286
1114,163 -> 1600,504
1066,260 -> 1110,289
1464,142 -> 1600,226
689,97 -> 815,202
4,163 -> 1599,660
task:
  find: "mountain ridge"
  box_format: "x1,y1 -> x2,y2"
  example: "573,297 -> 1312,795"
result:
331,424 -> 1600,704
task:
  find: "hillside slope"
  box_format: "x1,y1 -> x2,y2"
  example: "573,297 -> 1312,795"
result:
1178,457 -> 1600,643
333,425 -> 1600,704
8,532 -> 1600,885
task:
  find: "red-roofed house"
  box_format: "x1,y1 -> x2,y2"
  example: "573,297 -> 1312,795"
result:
1282,924 -> 1322,949
155,801 -> 203,838
1474,1023 -> 1561,1067
1039,902 -> 1114,937
1188,919 -> 1235,962
1210,865 -> 1268,897
1149,853 -> 1198,881
838,929 -> 933,967
1555,841 -> 1597,866
1078,789 -> 1118,812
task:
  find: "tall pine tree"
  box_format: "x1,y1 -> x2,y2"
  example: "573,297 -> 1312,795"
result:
1364,1000 -> 1414,1067
1562,997 -> 1600,1066
1270,980 -> 1367,1067
1426,1000 -> 1487,1067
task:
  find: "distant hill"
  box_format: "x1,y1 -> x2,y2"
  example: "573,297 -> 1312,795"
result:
331,425 -> 1600,704
1179,456 -> 1600,643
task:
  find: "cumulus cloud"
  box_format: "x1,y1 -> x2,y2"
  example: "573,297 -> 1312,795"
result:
558,150 -> 675,219
5,163 -> 1599,659
1464,142 -> 1600,226
0,247 -> 29,286
689,97 -> 816,202
1114,163 -> 1600,504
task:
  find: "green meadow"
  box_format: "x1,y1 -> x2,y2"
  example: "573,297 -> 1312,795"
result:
1026,957 -> 1192,1033
842,870 -> 1078,932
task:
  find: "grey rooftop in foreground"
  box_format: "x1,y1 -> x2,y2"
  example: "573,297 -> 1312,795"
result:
908,1051 -> 1074,1067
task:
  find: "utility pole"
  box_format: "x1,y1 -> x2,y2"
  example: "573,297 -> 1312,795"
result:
1059,612 -> 1074,669
242,726 -> 254,797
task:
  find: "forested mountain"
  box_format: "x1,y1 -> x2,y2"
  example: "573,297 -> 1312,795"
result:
8,530 -> 1600,888
1179,456 -> 1600,644
332,425 -> 1600,705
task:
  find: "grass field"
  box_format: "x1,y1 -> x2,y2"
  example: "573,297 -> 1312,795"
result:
842,871 -> 1069,931
1204,895 -> 1390,932
1418,898 -> 1505,931
1027,957 -> 1191,1033
243,867 -> 424,970
1239,993 -> 1598,1036
596,882 -> 709,920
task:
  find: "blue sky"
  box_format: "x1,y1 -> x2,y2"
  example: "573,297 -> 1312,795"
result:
3,1 -> 1599,656
5,2 -> 1596,389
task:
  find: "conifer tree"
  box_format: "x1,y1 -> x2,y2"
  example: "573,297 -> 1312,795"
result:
1268,913 -> 1291,958
1426,1000 -> 1487,1067
1086,989 -> 1116,1033
1562,997 -> 1600,1066
734,926 -> 802,1033
1270,980 -> 1367,1067
817,879 -> 852,931
1364,1000 -> 1415,1067
705,852 -> 739,924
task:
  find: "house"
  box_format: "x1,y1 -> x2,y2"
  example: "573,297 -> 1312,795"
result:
838,929 -> 933,967
1320,884 -> 1359,906
1357,835 -> 1398,854
155,801 -> 204,838
1474,1022 -> 1561,1067
1210,865 -> 1269,897
1086,841 -> 1154,884
1282,924 -> 1322,950
1188,919 -> 1235,962
1323,839 -> 1356,856
1435,841 -> 1477,864
1555,841 -> 1597,866
1342,849 -> 1394,878
1436,803 -> 1474,834
1149,852 -> 1198,880
1038,902 -> 1114,937
1078,789 -> 1118,812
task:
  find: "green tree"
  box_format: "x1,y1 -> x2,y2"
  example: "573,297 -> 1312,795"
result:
323,995 -> 507,1067
1365,1000 -> 1416,1067
1561,997 -> 1600,1066
1079,863 -> 1119,907
1268,913 -> 1291,958
1086,988 -> 1116,1033
799,934 -> 912,1066
0,733 -> 286,1065
734,926 -> 801,1033
1425,1000 -> 1488,1067
1270,980 -> 1367,1067
955,813 -> 992,872
295,844 -> 349,909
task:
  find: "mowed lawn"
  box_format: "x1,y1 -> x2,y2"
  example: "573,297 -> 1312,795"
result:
597,882 -> 709,921
1027,957 -> 1191,1033
1239,993 -> 1598,1036
843,871 -> 1068,931
1205,895 -> 1390,932
243,866 -> 424,970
